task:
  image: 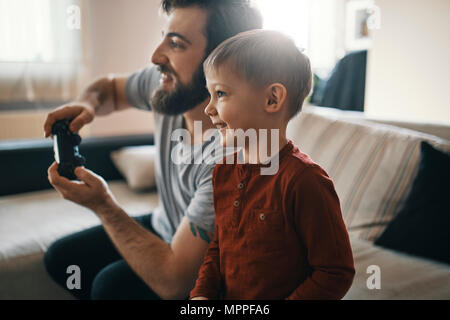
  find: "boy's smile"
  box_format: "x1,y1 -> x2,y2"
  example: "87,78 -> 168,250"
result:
204,66 -> 267,147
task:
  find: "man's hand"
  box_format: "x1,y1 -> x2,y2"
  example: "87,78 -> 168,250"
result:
47,162 -> 117,213
190,297 -> 209,300
44,102 -> 95,138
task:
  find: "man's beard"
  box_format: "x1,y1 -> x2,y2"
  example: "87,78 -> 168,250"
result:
150,64 -> 210,116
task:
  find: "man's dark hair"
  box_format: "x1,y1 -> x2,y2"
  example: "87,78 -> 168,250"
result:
161,0 -> 263,57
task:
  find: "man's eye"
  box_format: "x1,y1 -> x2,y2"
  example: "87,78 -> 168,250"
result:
170,40 -> 183,49
217,91 -> 226,98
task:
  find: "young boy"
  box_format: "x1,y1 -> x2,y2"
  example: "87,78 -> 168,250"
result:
190,30 -> 355,300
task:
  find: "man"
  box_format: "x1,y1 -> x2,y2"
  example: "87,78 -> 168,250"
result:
43,0 -> 262,300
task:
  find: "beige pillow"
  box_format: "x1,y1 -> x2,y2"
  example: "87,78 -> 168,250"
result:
110,146 -> 157,191
287,109 -> 450,241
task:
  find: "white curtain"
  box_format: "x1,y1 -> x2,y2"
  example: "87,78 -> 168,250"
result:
0,0 -> 85,104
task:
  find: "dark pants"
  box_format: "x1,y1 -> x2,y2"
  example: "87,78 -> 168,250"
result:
44,213 -> 161,300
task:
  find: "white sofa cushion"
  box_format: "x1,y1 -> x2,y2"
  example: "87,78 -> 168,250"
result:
0,181 -> 159,299
287,108 -> 450,241
344,235 -> 450,299
0,181 -> 159,260
110,145 -> 157,191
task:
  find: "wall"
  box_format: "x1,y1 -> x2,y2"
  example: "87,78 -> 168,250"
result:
79,0 -> 167,137
365,0 -> 450,124
308,0 -> 347,76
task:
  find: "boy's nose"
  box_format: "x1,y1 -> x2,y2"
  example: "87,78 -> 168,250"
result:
204,101 -> 217,117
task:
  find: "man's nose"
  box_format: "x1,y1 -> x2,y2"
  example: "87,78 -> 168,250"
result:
151,41 -> 168,65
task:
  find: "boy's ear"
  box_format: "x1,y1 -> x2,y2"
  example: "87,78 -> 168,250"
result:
264,83 -> 287,114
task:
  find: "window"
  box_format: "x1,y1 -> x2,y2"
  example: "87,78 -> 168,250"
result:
0,0 -> 83,108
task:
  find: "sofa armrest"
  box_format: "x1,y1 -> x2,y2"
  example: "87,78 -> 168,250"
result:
0,134 -> 154,196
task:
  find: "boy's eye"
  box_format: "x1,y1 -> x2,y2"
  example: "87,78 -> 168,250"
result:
216,90 -> 226,98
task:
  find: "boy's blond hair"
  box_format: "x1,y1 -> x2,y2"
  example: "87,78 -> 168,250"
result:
203,29 -> 312,119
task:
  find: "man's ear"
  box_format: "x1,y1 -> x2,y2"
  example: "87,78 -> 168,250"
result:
264,83 -> 287,114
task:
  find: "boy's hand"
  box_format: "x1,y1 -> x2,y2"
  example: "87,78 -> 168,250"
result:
44,102 -> 95,138
190,297 -> 209,300
47,162 -> 117,214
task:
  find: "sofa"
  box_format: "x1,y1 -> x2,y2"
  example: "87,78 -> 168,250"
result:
1,105 -> 449,299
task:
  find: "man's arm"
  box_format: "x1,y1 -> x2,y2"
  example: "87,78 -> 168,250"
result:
189,223 -> 222,300
98,208 -> 212,300
43,75 -> 131,137
47,163 -> 211,299
83,75 -> 132,114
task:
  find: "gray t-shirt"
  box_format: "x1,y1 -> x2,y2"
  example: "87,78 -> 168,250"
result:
125,65 -> 222,243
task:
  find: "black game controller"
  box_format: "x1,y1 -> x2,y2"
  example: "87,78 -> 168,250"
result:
51,119 -> 86,180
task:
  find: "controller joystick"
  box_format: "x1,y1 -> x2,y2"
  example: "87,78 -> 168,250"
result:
51,120 -> 86,180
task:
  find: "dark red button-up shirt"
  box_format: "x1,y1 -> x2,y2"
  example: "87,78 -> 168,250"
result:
190,141 -> 355,300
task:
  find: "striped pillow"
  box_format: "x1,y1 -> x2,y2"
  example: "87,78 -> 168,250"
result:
287,109 -> 450,241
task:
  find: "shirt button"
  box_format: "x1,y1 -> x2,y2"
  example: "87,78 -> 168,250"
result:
233,200 -> 240,207
237,183 -> 244,190
259,213 -> 266,221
